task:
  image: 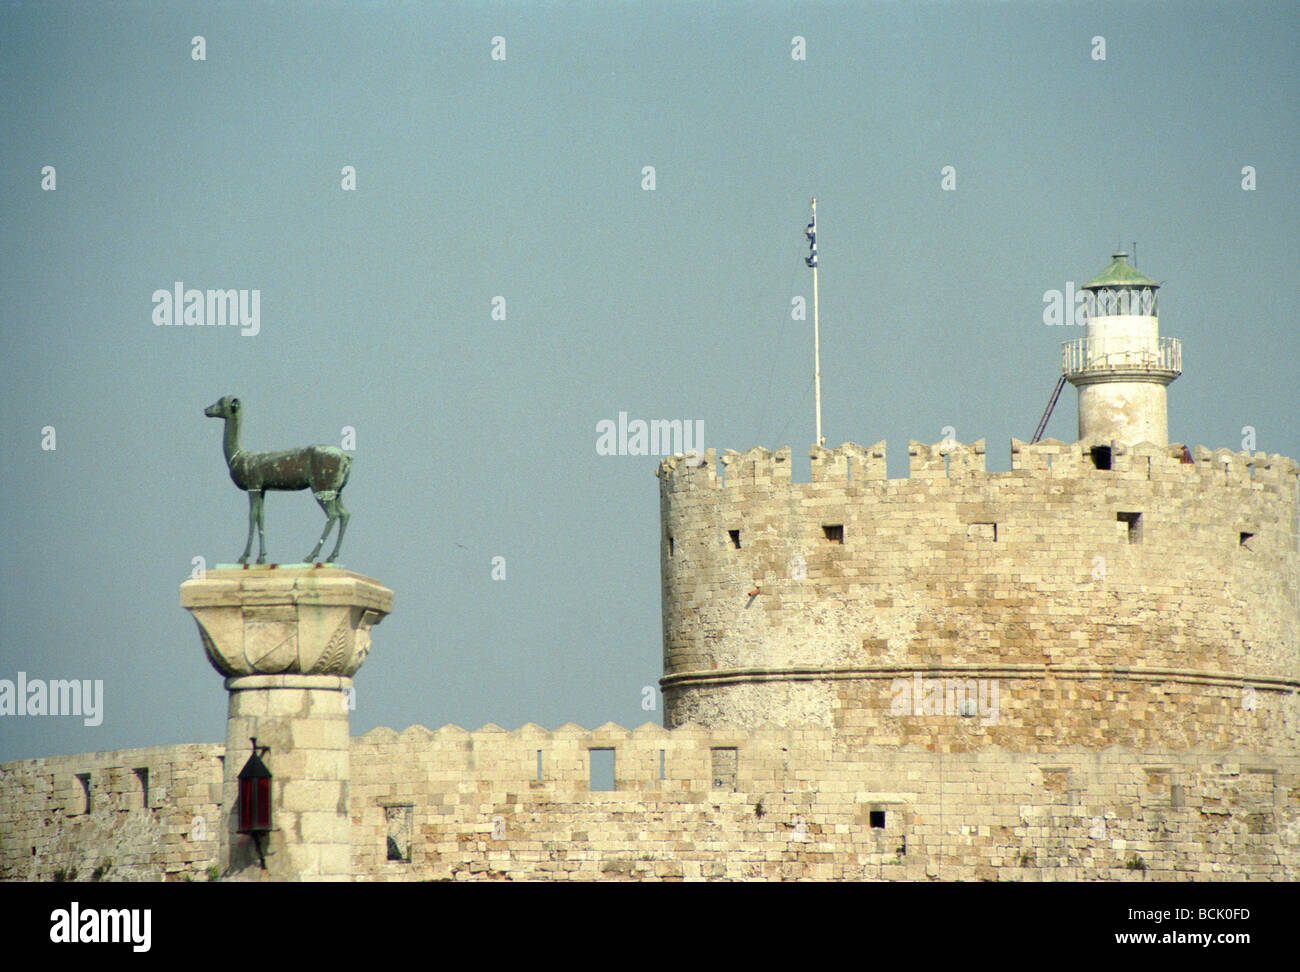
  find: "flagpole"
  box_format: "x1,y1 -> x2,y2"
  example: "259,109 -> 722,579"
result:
810,198 -> 824,446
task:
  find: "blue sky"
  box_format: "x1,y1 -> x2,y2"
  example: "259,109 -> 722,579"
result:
1,0 -> 1297,763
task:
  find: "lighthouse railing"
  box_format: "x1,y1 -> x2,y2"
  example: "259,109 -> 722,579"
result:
1062,336 -> 1181,377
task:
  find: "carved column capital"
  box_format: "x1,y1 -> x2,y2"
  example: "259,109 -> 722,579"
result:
181,567 -> 393,677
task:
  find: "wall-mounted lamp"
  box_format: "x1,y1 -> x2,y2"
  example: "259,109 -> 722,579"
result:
237,737 -> 272,868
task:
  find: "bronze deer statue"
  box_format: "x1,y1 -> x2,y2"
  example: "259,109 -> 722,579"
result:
204,396 -> 352,564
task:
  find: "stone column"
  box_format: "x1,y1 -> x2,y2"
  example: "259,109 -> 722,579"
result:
181,567 -> 392,881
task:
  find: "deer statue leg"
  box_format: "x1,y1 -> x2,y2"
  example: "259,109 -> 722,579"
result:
325,493 -> 350,563
306,490 -> 339,563
239,490 -> 258,564
253,490 -> 267,564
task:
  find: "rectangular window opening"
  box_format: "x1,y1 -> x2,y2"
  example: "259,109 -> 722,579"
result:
667,535 -> 674,557
134,767 -> 149,808
589,748 -> 615,792
385,804 -> 413,862
659,749 -> 666,781
75,773 -> 91,814
1090,446 -> 1112,470
711,747 -> 738,790
822,524 -> 844,544
536,749 -> 543,781
869,809 -> 886,829
728,529 -> 741,549
1117,511 -> 1142,543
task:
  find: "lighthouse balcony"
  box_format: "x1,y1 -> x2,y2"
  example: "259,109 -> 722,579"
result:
1062,335 -> 1181,381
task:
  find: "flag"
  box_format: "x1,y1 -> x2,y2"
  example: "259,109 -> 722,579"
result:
805,215 -> 817,268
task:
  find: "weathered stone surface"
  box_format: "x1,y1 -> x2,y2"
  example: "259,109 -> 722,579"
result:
181,567 -> 392,677
184,568 -> 388,882
657,439 -> 1299,751
2,436 -> 1295,882
6,720 -> 1296,882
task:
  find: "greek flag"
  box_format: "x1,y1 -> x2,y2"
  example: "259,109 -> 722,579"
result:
805,216 -> 817,268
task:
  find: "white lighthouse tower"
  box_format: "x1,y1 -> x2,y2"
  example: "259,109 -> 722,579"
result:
1064,250 -> 1181,446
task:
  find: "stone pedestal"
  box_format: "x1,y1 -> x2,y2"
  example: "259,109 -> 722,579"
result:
181,567 -> 392,881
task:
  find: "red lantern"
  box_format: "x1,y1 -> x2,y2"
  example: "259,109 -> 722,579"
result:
237,738 -> 271,866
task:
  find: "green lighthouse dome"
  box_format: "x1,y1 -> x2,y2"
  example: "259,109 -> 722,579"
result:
1083,250 -> 1159,291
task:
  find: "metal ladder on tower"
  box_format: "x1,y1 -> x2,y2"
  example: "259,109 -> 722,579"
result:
1031,374 -> 1067,443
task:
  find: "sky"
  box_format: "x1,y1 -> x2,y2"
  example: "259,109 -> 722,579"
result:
1,1 -> 1297,764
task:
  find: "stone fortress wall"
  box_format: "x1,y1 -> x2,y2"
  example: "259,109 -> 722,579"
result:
2,722 -> 1295,881
0,743 -> 223,882
2,437 -> 1296,882
5,245 -> 1293,881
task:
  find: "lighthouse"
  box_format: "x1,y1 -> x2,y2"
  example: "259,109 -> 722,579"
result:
1063,250 -> 1181,446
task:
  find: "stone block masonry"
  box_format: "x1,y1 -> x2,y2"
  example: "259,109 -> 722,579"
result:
4,725 -> 1295,880
1,433 -> 1294,881
658,438 -> 1300,749
182,567 -> 392,881
0,743 -> 222,882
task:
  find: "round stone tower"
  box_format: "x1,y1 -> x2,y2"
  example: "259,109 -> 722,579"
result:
657,440 -> 1300,752
1064,250 -> 1180,446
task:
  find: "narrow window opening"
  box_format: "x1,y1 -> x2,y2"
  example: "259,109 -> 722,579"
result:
1090,446 -> 1112,470
667,535 -> 674,557
1046,454 -> 1053,469
536,750 -> 543,781
589,748 -> 615,791
1118,511 -> 1142,543
711,747 -> 738,790
869,809 -> 886,829
134,767 -> 149,808
822,524 -> 844,544
845,457 -> 852,481
659,749 -> 666,781
75,773 -> 91,814
728,529 -> 741,549
943,454 -> 951,477
1239,532 -> 1254,548
385,805 -> 413,862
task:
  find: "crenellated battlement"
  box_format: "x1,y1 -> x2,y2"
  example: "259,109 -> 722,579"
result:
352,720 -> 787,779
721,445 -> 792,485
909,438 -> 987,479
658,438 -> 1300,491
811,441 -> 887,482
